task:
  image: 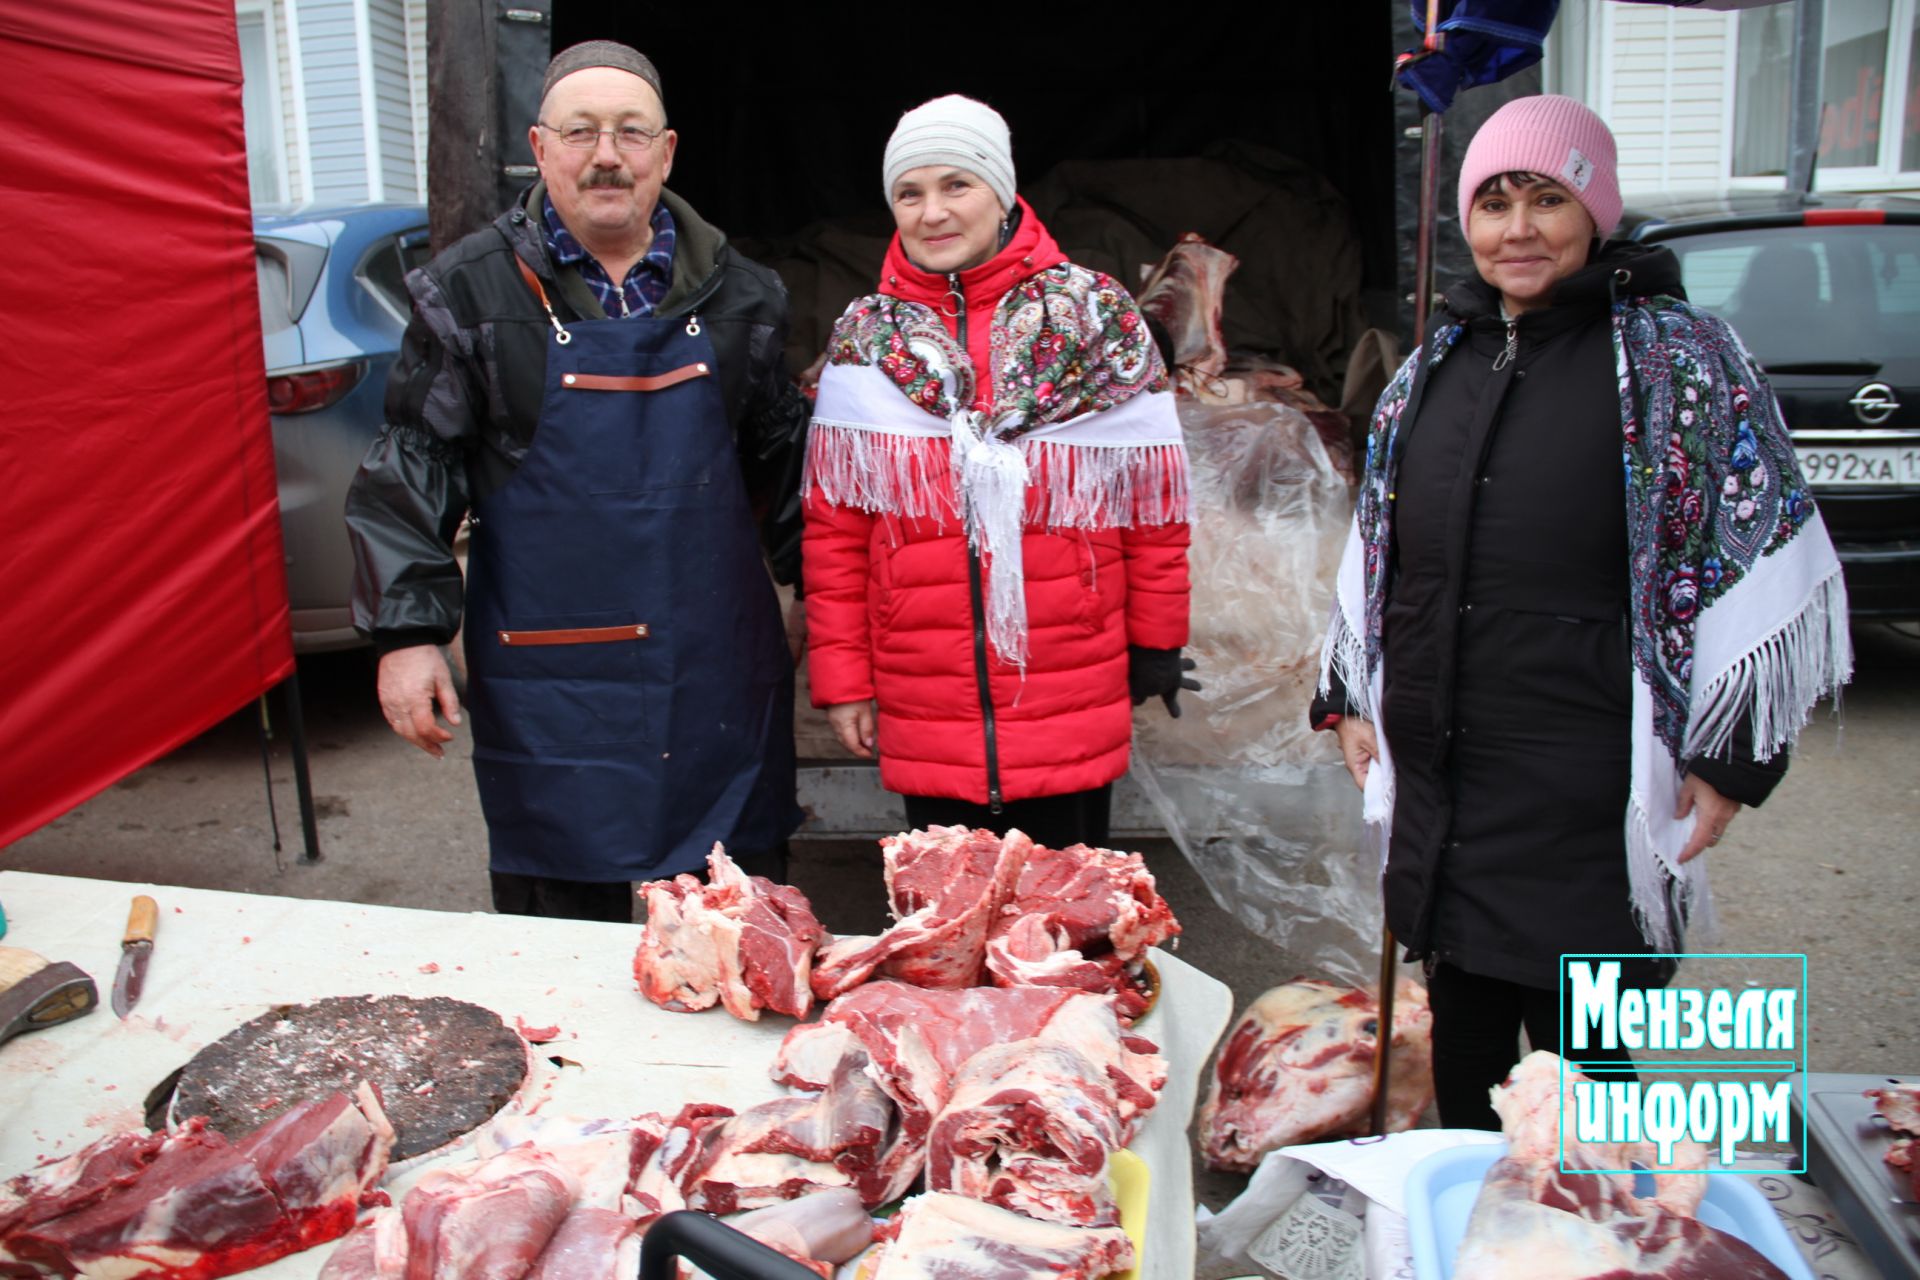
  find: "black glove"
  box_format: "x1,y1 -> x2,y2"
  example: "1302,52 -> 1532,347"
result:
1128,646 -> 1201,719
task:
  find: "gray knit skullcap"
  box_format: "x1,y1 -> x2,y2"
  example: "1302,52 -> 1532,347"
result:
883,94 -> 1015,212
540,41 -> 663,109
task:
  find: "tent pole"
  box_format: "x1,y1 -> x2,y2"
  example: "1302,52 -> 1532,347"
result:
282,672 -> 322,864
1372,76 -> 1445,1136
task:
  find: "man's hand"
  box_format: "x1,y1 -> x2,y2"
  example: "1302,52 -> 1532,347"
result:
786,597 -> 808,667
377,644 -> 462,759
1333,717 -> 1378,793
1675,773 -> 1742,864
825,700 -> 876,759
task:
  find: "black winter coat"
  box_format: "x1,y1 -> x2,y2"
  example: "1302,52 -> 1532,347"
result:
1314,244 -> 1786,990
345,185 -> 809,651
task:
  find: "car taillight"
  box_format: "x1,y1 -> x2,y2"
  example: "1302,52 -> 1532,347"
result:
267,362 -> 363,414
1804,209 -> 1886,226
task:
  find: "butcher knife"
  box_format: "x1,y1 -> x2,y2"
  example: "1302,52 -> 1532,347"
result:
111,895 -> 158,1018
0,945 -> 98,1047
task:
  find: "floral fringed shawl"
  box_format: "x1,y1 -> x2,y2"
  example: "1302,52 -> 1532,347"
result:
1321,295 -> 1851,950
803,264 -> 1191,670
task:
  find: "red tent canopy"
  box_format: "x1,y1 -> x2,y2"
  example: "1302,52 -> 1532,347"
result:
0,0 -> 292,848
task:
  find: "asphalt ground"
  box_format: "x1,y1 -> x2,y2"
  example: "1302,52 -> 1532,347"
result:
5,621 -> 1917,1217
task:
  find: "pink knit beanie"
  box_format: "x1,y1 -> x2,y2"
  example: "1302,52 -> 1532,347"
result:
1457,95 -> 1621,238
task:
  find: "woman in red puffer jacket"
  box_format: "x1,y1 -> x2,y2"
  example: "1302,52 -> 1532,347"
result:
801,94 -> 1195,850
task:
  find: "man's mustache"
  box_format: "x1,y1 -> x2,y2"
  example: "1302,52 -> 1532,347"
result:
581,168 -> 634,190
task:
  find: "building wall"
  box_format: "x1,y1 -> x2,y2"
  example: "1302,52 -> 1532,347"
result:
368,0 -> 420,199
237,0 -> 428,207
1596,2 -> 1734,197
293,0 -> 372,202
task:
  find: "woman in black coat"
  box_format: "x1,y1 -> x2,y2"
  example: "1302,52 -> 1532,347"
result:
1312,96 -> 1850,1127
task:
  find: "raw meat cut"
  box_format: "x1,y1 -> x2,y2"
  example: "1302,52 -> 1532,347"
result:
624,1104 -> 734,1225
865,1192 -> 1134,1280
1492,1050 -> 1706,1216
982,842 -> 1177,1016
775,983 -> 1163,1145
1137,234 -> 1239,382
523,1208 -> 638,1280
316,1220 -> 379,1280
1868,1082 -> 1920,1133
474,1115 -> 636,1211
401,1147 -> 577,1280
1452,1152 -> 1790,1279
635,845 -> 826,1021
4,1088 -> 394,1280
1199,979 -> 1433,1172
924,1042 -> 1123,1227
989,842 -> 1178,964
725,1189 -> 873,1273
679,1051 -> 902,1212
1867,1083 -> 1920,1198
812,828 -> 1028,999
1450,1052 -> 1778,1278
0,1130 -> 170,1266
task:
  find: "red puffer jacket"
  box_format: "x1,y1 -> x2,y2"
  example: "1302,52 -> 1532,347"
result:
803,203 -> 1190,804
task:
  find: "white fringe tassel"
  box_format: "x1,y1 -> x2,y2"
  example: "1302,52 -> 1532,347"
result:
803,419 -> 1194,671
1681,569 -> 1853,763
1317,601 -> 1376,724
950,409 -> 1035,670
802,420 -> 954,525
1626,787 -> 1686,952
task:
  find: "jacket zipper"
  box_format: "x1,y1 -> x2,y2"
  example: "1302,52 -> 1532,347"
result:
1491,319 -> 1518,371
953,273 -> 1004,813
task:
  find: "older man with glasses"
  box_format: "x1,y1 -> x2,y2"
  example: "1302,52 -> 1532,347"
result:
346,41 -> 808,920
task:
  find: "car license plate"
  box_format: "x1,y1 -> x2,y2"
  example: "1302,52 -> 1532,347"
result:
1794,444 -> 1920,489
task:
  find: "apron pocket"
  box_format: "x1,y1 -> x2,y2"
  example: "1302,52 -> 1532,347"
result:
475,611 -> 650,749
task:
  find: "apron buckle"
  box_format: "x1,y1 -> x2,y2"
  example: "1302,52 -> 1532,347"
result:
685,314 -> 701,337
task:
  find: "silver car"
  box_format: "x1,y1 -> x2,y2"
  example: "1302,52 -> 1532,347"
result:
255,203 -> 430,651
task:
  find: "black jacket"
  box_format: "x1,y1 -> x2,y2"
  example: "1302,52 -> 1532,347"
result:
345,185 -> 809,651
1314,243 -> 1786,988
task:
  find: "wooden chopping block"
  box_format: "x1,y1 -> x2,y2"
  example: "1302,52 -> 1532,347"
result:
0,944 -> 98,1047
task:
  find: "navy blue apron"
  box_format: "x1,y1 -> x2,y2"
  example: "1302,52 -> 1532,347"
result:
462,264 -> 797,882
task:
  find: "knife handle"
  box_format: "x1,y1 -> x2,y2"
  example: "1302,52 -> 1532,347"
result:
124,896 -> 158,946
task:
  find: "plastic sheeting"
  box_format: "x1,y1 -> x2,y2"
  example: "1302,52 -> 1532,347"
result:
1131,401 -> 1382,987
0,1 -> 293,847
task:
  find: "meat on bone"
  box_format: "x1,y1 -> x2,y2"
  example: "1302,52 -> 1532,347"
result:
1137,233 -> 1240,382
634,844 -> 826,1021
813,827 -> 1029,999
773,982 -> 1162,1200
679,1050 -> 902,1213
1199,979 -> 1433,1172
1453,1151 -> 1789,1280
924,1041 -> 1124,1227
864,1192 -> 1135,1280
5,1088 -> 394,1280
400,1147 -> 578,1280
1493,1050 -> 1707,1217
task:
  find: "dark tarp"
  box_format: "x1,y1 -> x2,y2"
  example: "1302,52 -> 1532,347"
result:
0,1 -> 292,847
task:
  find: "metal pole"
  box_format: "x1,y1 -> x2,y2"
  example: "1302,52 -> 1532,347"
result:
1373,0 -> 1445,1136
1785,0 -> 1825,196
281,672 -> 322,864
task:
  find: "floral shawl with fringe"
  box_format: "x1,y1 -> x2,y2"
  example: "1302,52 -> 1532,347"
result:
1321,295 -> 1851,950
803,264 -> 1190,669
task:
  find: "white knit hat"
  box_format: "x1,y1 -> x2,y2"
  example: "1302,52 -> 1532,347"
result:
883,95 -> 1016,211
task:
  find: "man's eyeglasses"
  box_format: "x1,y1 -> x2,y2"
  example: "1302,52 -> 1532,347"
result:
539,122 -> 665,152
